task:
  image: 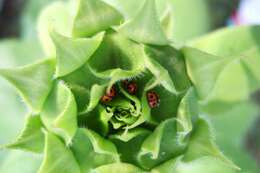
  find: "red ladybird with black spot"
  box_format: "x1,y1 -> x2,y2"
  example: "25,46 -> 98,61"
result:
122,80 -> 138,95
147,91 -> 160,108
101,85 -> 117,103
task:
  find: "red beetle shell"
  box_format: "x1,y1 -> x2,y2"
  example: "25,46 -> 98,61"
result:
122,80 -> 138,95
127,82 -> 137,95
147,91 -> 160,108
106,85 -> 117,98
101,85 -> 117,103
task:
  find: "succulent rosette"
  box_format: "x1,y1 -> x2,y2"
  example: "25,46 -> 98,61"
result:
2,0 -> 260,173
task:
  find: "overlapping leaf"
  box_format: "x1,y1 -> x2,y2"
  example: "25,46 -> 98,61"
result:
41,81 -> 78,145
71,129 -> 120,173
0,58 -> 55,113
73,0 -> 123,37
38,132 -> 81,173
4,115 -> 44,153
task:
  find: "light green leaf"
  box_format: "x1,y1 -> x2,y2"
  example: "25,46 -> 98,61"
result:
80,84 -> 107,114
41,82 -> 77,145
184,118 -> 239,170
71,129 -> 119,173
167,0 -> 211,44
189,25 -> 260,57
151,156 -> 238,173
37,1 -> 73,56
51,31 -> 104,77
73,0 -> 123,37
4,115 -> 44,153
209,103 -> 260,173
118,0 -> 168,45
94,163 -> 145,173
138,118 -> 187,170
183,46 -> 260,113
0,150 -> 42,173
38,132 -> 81,173
176,88 -> 198,134
0,58 -> 55,113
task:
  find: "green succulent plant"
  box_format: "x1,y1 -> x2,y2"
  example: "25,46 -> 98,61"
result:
1,0 -> 260,173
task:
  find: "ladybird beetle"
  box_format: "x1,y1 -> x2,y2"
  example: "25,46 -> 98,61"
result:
101,85 -> 117,103
147,91 -> 160,108
122,80 -> 138,95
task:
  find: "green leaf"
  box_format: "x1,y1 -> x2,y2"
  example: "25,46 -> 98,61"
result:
71,129 -> 119,173
80,84 -> 107,114
73,0 -> 123,37
41,82 -> 77,145
184,118 -> 239,170
38,132 -> 81,173
167,0 -> 211,44
4,115 -> 44,153
176,88 -> 198,134
118,0 -> 168,45
88,31 -> 146,86
209,103 -> 260,173
37,1 -> 73,56
144,45 -> 190,92
183,46 -> 260,113
0,58 -> 55,113
189,26 -> 260,57
94,163 -> 145,173
110,128 -> 151,165
138,118 -> 187,170
151,156 -> 238,173
51,31 -> 104,77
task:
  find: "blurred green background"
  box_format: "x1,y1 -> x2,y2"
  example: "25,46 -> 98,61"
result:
0,0 -> 259,173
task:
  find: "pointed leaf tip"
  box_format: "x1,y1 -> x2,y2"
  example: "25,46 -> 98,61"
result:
0,59 -> 55,113
118,0 -> 168,45
73,0 -> 124,37
5,115 -> 45,153
51,31 -> 104,77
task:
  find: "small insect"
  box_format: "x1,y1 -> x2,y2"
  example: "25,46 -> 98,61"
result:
101,85 -> 117,103
147,91 -> 160,108
122,80 -> 138,95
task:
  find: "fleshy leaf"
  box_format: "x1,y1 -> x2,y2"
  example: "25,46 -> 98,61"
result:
184,118 -> 239,170
37,1 -> 73,56
41,81 -> 77,145
71,129 -> 119,173
183,46 -> 260,113
88,31 -> 146,85
189,25 -> 260,57
51,31 -> 104,77
182,47 -> 230,100
38,132 -> 81,173
80,84 -> 106,114
144,45 -> 190,92
4,115 -> 44,153
110,128 -> 151,165
118,0 -> 168,45
151,156 -> 237,173
176,88 -> 198,134
73,0 -> 123,37
0,58 -> 55,113
94,163 -> 144,173
138,118 -> 187,170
